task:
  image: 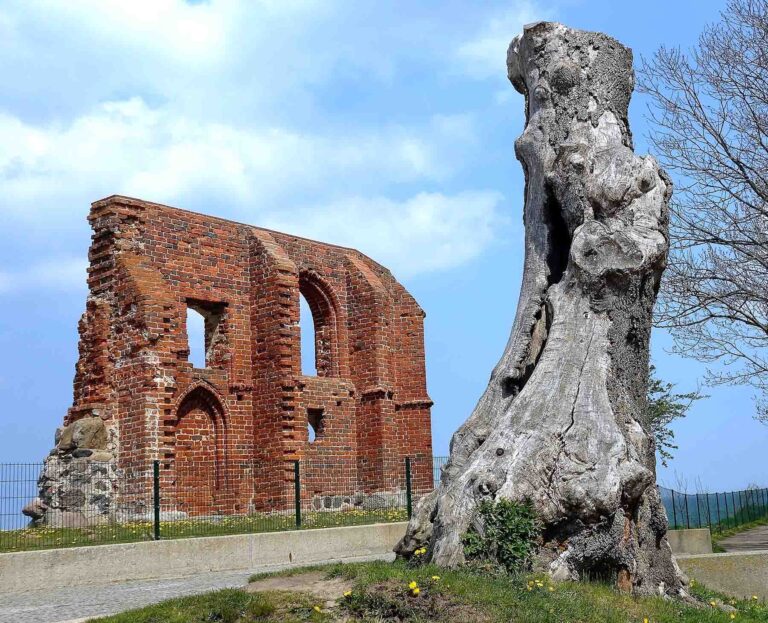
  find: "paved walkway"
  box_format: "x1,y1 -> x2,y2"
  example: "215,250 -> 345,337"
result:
0,570 -> 253,623
719,524 -> 768,552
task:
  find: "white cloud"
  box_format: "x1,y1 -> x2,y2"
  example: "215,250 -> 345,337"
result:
0,258 -> 88,294
264,191 -> 507,278
0,98 -> 503,276
457,2 -> 552,79
0,1 -> 544,277
0,98 -> 475,215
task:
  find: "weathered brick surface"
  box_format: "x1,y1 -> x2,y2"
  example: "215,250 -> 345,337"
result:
64,195 -> 432,515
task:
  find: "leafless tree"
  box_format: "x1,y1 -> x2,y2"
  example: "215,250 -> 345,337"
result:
639,0 -> 768,423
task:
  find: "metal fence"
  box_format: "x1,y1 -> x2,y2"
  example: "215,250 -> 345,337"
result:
0,455 -> 435,553
659,485 -> 768,533
1,457 -> 765,553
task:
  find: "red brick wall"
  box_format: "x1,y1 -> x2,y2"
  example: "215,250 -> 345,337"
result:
67,195 -> 433,514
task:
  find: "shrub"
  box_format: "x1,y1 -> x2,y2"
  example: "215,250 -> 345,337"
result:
462,499 -> 540,574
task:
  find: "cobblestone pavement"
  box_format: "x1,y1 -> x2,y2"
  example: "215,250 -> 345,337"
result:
0,570 -> 252,623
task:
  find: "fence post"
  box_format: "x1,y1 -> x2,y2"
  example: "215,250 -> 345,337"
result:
671,490 -> 678,529
741,491 -> 748,523
731,492 -> 738,527
695,493 -> 702,529
152,460 -> 160,541
724,492 -> 731,529
705,493 -> 712,529
685,494 -> 691,529
405,457 -> 413,520
715,493 -> 722,533
294,460 -> 302,529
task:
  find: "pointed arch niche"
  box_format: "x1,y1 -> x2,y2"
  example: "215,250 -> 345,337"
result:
170,385 -> 229,514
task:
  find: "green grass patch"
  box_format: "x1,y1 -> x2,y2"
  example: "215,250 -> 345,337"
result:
0,508 -> 407,553
88,588 -> 330,623
91,559 -> 768,622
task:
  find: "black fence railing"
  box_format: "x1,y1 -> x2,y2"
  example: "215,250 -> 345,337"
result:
0,455 -> 435,553
659,485 -> 768,533
1,457 -> 764,553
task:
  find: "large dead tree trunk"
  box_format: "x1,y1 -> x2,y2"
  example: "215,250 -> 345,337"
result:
397,22 -> 685,597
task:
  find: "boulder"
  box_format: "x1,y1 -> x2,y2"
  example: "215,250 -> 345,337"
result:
56,424 -> 76,453
71,417 -> 108,450
45,510 -> 107,529
22,498 -> 46,521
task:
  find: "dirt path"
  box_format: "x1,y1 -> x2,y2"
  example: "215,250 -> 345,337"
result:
246,571 -> 354,609
719,525 -> 768,552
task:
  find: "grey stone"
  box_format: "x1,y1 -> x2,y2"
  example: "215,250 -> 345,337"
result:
59,490 -> 86,509
72,449 -> 93,458
361,495 -> 388,510
21,498 -> 46,521
90,451 -> 114,463
71,417 -> 108,450
44,510 -> 94,529
89,494 -> 112,513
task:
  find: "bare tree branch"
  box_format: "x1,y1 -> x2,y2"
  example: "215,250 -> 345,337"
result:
639,0 -> 768,424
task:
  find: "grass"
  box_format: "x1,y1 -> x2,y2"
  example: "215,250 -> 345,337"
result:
0,507 -> 407,553
86,588 -> 328,623
89,559 -> 768,622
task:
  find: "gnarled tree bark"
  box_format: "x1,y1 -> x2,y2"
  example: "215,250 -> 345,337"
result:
396,22 -> 686,597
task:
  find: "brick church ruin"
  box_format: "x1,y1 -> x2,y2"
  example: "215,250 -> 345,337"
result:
29,196 -> 432,526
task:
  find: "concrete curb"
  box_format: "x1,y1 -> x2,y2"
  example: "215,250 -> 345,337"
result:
675,549 -> 768,559
667,528 -> 712,555
676,550 -> 768,600
0,522 -> 408,594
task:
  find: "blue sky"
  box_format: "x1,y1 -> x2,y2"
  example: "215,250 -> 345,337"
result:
0,0 -> 764,492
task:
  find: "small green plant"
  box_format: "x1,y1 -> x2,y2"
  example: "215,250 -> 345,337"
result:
462,498 -> 541,574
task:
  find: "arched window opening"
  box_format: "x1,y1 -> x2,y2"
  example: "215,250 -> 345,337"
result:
186,306 -> 206,368
298,274 -> 339,377
299,293 -> 318,376
307,408 -> 324,443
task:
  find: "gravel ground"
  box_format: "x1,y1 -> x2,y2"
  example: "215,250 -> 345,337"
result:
0,570 -> 253,623
0,553 -> 394,623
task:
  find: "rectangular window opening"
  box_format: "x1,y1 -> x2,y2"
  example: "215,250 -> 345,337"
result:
186,300 -> 227,369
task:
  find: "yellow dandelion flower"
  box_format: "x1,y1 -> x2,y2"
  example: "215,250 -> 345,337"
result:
431,575 -> 440,581
343,590 -> 352,597
409,581 -> 418,590
730,614 -> 736,620
412,587 -> 421,596
548,586 -> 555,592
644,618 -> 649,623
710,601 -> 717,607
753,596 -> 759,600
313,605 -> 321,612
